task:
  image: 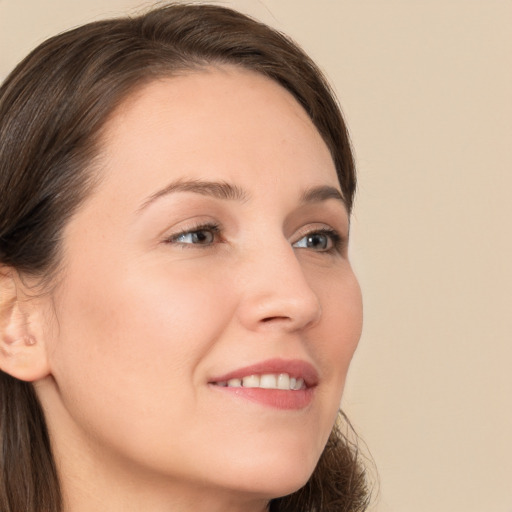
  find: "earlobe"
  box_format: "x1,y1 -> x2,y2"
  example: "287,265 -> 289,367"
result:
0,268 -> 51,382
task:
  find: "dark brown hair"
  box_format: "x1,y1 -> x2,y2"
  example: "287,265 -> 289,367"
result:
0,4 -> 368,511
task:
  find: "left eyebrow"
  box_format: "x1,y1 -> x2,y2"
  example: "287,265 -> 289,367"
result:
299,185 -> 346,206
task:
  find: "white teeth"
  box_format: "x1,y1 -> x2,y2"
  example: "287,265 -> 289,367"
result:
242,375 -> 260,387
260,374 -> 277,389
217,373 -> 305,390
277,373 -> 290,390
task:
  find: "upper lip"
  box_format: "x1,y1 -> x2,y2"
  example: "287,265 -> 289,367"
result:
209,358 -> 319,388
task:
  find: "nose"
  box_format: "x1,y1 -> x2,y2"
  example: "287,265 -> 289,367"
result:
235,240 -> 322,333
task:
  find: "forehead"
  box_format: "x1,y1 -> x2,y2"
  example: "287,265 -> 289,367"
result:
94,66 -> 339,205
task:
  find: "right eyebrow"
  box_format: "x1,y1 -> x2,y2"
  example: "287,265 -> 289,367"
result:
137,178 -> 249,213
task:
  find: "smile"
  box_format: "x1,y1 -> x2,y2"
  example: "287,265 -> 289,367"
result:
208,358 -> 319,408
214,373 -> 306,390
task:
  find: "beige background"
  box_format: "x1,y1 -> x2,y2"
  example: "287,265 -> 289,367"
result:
1,1 -> 511,511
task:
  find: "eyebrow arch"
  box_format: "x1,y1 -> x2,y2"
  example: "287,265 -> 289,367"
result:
137,179 -> 249,212
300,185 -> 346,205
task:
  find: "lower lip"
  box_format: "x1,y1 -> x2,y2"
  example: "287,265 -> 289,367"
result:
210,385 -> 314,410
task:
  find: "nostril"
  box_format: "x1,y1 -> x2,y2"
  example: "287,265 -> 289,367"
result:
261,316 -> 290,323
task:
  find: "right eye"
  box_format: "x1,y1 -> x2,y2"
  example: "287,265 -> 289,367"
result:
165,223 -> 221,246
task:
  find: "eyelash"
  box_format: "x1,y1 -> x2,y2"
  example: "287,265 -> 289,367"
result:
294,228 -> 344,254
164,222 -> 345,254
165,222 -> 222,247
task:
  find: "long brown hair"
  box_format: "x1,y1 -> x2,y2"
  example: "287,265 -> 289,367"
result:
0,4 -> 369,511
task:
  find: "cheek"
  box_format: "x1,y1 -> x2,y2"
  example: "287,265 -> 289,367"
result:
49,261 -> 235,425
314,266 -> 363,394
45,261 -> 243,477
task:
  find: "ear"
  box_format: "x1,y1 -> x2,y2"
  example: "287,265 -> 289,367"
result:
0,267 -> 51,382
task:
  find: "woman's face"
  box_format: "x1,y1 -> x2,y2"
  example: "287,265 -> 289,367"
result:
38,67 -> 363,506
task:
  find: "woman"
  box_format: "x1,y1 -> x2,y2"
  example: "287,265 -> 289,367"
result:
0,4 -> 369,512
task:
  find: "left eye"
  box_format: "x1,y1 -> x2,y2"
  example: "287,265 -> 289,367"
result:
293,231 -> 335,252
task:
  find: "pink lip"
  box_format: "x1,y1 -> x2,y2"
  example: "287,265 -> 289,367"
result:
208,358 -> 319,411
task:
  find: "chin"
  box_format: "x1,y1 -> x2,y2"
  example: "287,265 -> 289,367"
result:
234,465 -> 314,501
214,443 -> 321,500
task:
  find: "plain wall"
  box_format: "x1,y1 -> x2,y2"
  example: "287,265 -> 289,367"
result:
1,1 -> 511,511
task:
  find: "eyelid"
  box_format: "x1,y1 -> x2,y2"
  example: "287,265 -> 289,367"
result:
292,224 -> 347,253
163,222 -> 222,246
